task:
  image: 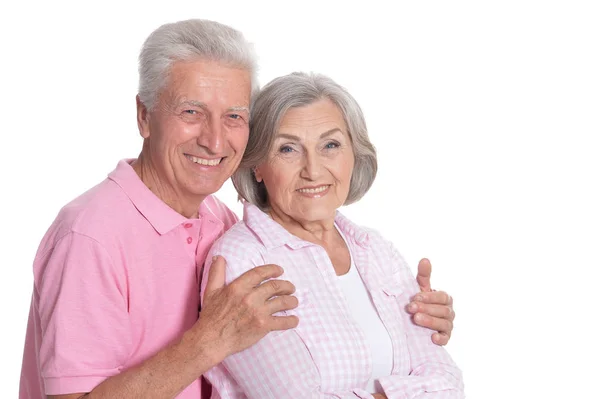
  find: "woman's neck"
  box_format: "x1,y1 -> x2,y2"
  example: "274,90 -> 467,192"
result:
268,207 -> 338,247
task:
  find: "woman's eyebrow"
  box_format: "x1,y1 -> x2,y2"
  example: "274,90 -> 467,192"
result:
275,128 -> 342,141
275,133 -> 300,141
319,128 -> 342,139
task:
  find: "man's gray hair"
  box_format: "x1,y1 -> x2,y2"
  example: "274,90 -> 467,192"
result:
232,72 -> 378,210
138,19 -> 259,110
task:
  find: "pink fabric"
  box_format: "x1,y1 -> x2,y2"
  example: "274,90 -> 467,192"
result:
201,202 -> 464,399
19,159 -> 238,398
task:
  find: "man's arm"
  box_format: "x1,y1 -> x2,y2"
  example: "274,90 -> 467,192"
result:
49,258 -> 298,399
408,258 -> 456,345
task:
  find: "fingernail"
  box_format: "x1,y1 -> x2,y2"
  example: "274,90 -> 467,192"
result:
212,256 -> 217,262
414,295 -> 423,302
415,313 -> 424,322
408,303 -> 418,312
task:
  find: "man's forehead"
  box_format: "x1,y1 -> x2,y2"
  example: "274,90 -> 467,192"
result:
170,59 -> 250,83
163,68 -> 251,109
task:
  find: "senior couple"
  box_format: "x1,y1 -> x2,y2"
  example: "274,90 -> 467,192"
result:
20,19 -> 463,398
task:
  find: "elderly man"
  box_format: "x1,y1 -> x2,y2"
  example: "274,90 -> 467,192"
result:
19,19 -> 456,399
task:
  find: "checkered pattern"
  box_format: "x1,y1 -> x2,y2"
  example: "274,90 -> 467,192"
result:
201,202 -> 464,399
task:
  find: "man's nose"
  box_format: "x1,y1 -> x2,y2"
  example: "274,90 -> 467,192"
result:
197,118 -> 224,154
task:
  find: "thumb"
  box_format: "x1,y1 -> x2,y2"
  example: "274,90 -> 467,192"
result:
203,255 -> 226,300
416,258 -> 432,292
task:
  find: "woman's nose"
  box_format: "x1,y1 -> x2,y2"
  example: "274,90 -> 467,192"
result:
300,152 -> 323,180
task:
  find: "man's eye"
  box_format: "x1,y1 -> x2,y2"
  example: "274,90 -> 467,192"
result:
183,110 -> 197,115
228,114 -> 241,120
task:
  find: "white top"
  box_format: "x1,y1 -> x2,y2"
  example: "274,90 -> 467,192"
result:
337,257 -> 394,393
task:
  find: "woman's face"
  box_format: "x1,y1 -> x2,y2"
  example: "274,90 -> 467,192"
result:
255,98 -> 355,224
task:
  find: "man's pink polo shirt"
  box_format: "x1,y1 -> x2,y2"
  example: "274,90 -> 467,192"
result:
19,159 -> 238,398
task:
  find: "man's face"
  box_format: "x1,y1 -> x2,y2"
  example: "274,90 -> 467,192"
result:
138,60 -> 251,202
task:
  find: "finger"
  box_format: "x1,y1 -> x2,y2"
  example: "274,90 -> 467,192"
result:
432,332 -> 450,346
267,314 -> 299,332
266,295 -> 299,314
203,256 -> 226,299
413,290 -> 452,306
253,279 -> 296,301
416,258 -> 432,292
407,303 -> 455,321
234,264 -> 284,288
413,312 -> 453,336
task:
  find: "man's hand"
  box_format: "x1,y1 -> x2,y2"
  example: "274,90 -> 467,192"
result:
407,258 -> 455,345
197,256 -> 299,362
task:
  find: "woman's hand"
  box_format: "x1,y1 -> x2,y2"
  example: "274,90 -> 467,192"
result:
407,258 -> 455,345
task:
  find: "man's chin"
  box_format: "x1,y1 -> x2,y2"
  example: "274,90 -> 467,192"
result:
189,182 -> 227,198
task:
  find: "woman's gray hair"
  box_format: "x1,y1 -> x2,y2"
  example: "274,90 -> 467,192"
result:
233,72 -> 378,210
138,19 -> 259,110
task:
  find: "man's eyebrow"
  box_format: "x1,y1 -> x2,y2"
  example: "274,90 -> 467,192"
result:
227,106 -> 250,113
179,100 -> 208,109
275,128 -> 342,141
177,101 -> 249,114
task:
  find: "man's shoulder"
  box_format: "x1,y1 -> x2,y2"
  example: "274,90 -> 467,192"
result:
201,195 -> 239,230
45,178 -> 133,245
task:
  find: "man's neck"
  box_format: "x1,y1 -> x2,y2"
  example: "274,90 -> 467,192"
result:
131,156 -> 205,219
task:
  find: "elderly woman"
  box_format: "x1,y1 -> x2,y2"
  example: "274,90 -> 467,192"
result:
201,72 -> 464,398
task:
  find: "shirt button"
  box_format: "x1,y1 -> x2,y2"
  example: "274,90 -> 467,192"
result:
187,237 -> 193,244
184,223 -> 193,228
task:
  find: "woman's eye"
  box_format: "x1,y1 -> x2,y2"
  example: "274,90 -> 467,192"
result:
325,141 -> 340,149
183,110 -> 197,115
279,145 -> 294,153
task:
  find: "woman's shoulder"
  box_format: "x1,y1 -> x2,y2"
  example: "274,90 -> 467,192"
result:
336,211 -> 389,248
208,220 -> 268,277
211,220 -> 265,254
337,213 -> 411,272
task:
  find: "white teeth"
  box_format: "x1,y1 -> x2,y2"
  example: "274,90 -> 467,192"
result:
298,186 -> 328,194
187,155 -> 221,166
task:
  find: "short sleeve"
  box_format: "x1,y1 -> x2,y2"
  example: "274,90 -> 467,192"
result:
36,232 -> 132,395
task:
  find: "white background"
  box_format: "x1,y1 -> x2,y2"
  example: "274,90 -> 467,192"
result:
1,1 -> 599,397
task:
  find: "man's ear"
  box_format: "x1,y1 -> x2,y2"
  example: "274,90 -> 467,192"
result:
136,95 -> 151,139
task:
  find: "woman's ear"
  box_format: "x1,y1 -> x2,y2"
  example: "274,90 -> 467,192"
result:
253,166 -> 263,183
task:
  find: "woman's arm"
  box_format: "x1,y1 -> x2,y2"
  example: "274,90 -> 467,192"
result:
377,246 -> 464,399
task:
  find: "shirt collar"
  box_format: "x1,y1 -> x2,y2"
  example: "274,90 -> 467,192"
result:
108,159 -> 221,235
243,201 -> 370,249
333,211 -> 371,247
